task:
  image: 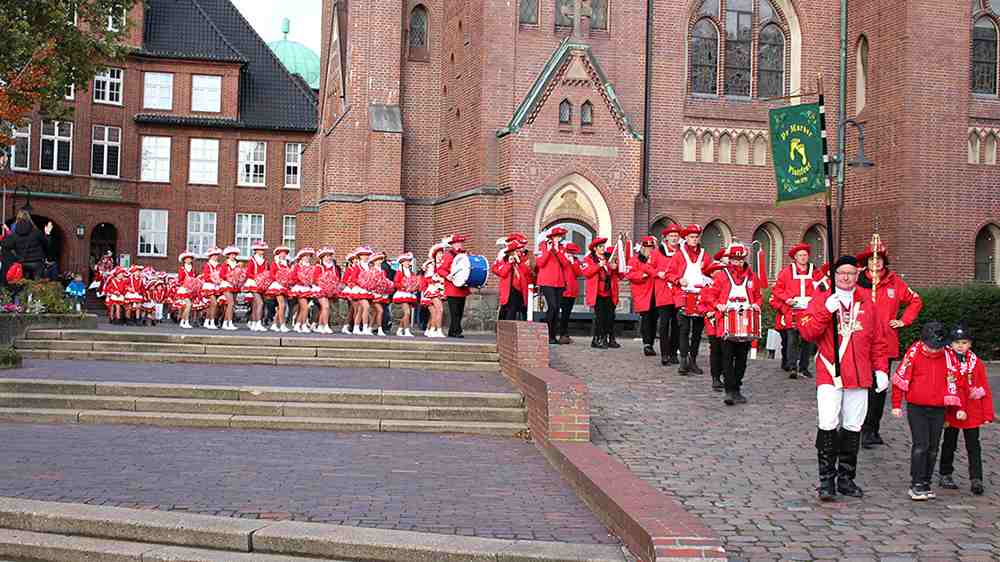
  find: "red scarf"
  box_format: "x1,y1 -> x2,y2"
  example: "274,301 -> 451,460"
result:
892,343 -> 962,407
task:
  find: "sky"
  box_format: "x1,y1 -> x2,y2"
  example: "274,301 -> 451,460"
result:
230,0 -> 322,54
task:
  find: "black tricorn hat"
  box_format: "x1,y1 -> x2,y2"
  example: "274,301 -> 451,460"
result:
921,321 -> 951,349
950,322 -> 973,342
832,255 -> 859,272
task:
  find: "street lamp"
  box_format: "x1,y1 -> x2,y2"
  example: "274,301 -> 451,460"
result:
76,225 -> 86,239
831,118 -> 875,252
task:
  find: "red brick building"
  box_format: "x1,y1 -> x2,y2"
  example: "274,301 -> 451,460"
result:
305,0 -> 1000,289
6,0 -> 317,279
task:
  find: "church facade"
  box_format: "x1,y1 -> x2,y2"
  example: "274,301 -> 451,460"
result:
300,0 -> 1000,288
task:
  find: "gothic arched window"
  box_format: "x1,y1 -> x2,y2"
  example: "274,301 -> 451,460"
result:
689,0 -> 789,98
972,14 -> 998,94
975,224 -> 1000,283
856,35 -> 869,112
804,224 -> 827,267
702,220 -> 732,258
581,100 -> 594,126
519,0 -> 538,24
559,99 -> 572,125
408,5 -> 429,59
753,222 -> 783,279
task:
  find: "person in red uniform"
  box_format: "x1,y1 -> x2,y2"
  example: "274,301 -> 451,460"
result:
436,234 -> 470,338
700,252 -> 727,391
656,224 -> 683,365
244,241 -> 269,332
799,255 -> 890,501
581,237 -> 620,349
701,243 -> 763,405
627,236 -> 660,356
493,240 -> 532,321
200,247 -> 224,330
891,322 -> 967,501
771,243 -> 828,379
937,324 -> 993,495
315,247 -> 340,334
266,246 -> 293,333
535,227 -> 570,344
667,225 -> 713,375
557,242 -> 584,343
216,246 -> 242,331
857,241 -> 924,448
175,252 -> 198,329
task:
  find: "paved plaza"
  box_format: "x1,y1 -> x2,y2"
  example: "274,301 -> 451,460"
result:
553,341 -> 1000,562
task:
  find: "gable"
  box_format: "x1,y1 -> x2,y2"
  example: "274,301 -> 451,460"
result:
497,38 -> 641,141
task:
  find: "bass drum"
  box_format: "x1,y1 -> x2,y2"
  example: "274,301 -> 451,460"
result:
449,253 -> 490,288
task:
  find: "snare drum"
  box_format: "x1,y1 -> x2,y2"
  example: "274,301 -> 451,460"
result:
723,307 -> 762,342
681,291 -> 701,317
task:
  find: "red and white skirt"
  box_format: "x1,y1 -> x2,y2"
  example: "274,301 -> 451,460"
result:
392,291 -> 418,304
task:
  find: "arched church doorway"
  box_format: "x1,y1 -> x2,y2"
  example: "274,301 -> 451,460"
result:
89,223 -> 118,284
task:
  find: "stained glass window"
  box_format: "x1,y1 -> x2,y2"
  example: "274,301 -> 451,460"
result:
559,99 -> 572,124
973,17 -> 997,94
691,19 -> 719,94
581,101 -> 593,125
591,0 -> 608,30
724,0 -> 752,96
409,6 -> 428,50
757,24 -> 785,98
519,0 -> 538,24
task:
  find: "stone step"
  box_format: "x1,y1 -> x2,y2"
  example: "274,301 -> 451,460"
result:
0,393 -> 525,423
24,329 -> 498,353
16,339 -> 500,362
0,408 -> 527,436
16,349 -> 499,372
0,379 -> 524,408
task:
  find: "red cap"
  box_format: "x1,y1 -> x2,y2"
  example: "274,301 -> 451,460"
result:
713,249 -> 727,261
856,242 -> 888,263
640,235 -> 657,247
547,226 -> 568,238
726,243 -> 749,259
682,224 -> 702,237
564,242 -> 582,254
449,234 -> 467,244
661,223 -> 683,237
506,232 -> 528,242
588,237 -> 609,251
787,242 -> 812,259
704,262 -> 724,276
505,241 -> 526,254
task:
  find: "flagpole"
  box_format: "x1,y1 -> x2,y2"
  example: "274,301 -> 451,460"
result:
817,75 -> 843,386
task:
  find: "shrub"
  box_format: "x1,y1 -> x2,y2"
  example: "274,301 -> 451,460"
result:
19,280 -> 74,315
0,346 -> 22,369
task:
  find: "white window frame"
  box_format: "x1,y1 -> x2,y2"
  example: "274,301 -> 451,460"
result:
140,136 -> 171,183
107,8 -> 126,32
91,125 -> 122,178
238,141 -> 267,186
284,143 -> 303,188
186,211 -> 217,258
188,138 -> 220,185
93,68 -> 124,105
40,120 -> 73,174
282,215 -> 297,253
65,84 -> 75,100
143,72 -> 174,110
138,209 -> 169,257
235,214 -> 265,258
191,75 -> 222,113
11,125 -> 30,171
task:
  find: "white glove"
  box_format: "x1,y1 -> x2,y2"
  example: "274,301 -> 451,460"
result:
825,294 -> 840,313
875,371 -> 889,393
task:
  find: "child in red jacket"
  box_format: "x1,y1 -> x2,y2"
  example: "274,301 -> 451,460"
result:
938,323 -> 993,495
891,321 -> 968,501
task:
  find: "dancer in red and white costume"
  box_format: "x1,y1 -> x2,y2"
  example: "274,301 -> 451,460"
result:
266,246 -> 293,332
200,248 -> 224,330
124,265 -> 146,324
392,253 -> 419,337
339,249 -> 360,334
175,252 -> 198,329
290,247 -> 319,333
364,251 -> 393,336
423,244 -> 448,337
351,247 -> 374,335
315,247 -> 340,334
244,241 -> 270,331
216,246 -> 243,331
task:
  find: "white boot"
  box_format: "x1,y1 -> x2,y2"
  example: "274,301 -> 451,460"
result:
376,327 -> 386,336
301,324 -> 312,333
270,323 -> 280,332
223,321 -> 237,331
279,324 -> 290,333
397,327 -> 404,336
342,325 -> 351,334
353,325 -> 364,335
404,328 -> 414,337
362,325 -> 373,336
205,319 -> 217,330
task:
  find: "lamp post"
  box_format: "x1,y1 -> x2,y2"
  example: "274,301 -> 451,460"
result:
831,118 -> 874,250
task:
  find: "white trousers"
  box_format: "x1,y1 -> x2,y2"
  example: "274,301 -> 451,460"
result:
817,385 -> 869,432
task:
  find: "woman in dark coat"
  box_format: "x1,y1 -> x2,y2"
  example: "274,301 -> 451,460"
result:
2,211 -> 53,281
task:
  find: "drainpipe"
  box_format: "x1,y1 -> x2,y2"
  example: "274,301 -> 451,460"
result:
836,0 -> 848,253
640,0 -> 654,236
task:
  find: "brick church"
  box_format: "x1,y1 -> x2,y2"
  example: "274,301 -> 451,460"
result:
299,0 -> 1000,289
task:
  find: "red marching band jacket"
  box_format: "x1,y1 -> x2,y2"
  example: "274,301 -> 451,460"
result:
700,264 -> 764,317
561,251 -> 583,299
666,243 -> 713,308
626,254 -> 659,313
653,243 -> 679,308
436,249 -> 471,298
770,263 -> 827,330
860,269 -> 923,359
580,253 -> 620,307
798,287 -> 890,389
535,240 -> 569,288
491,258 -> 534,306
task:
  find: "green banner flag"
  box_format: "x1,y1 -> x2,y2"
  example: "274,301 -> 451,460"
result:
769,103 -> 826,204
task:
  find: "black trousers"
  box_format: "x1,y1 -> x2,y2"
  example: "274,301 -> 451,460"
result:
708,335 -> 724,379
862,360 -> 895,436
640,305 -> 659,347
540,286 -> 563,341
722,340 -> 751,392
907,404 -> 946,486
22,261 -> 45,281
658,305 -> 679,358
446,296 -> 466,336
502,289 -> 526,321
787,328 -> 815,372
558,296 -> 575,337
594,296 -> 614,338
381,303 -> 392,331
939,427 -> 983,481
678,313 -> 704,358
778,329 -> 791,369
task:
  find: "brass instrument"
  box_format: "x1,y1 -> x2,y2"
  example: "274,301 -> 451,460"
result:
869,231 -> 881,303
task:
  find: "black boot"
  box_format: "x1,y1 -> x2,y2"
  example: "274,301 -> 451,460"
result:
677,355 -> 690,375
711,375 -> 724,391
816,429 -> 838,501
723,391 -> 735,406
688,354 -> 704,374
643,345 -> 656,356
606,334 -> 621,349
670,353 -> 680,365
861,430 -> 877,450
591,336 -> 607,349
836,429 -> 864,497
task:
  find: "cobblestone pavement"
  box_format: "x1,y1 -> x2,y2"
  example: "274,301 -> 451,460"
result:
8,360 -> 513,393
0,423 -> 617,545
553,340 -> 1000,562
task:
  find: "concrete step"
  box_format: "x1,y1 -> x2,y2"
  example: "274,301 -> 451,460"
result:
0,379 -> 524,408
0,408 -> 527,435
24,329 -> 498,353
0,498 -> 626,562
16,349 -> 499,372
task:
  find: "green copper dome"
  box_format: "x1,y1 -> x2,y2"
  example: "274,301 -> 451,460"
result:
268,19 -> 320,89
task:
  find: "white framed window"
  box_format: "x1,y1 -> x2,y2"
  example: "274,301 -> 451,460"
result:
238,141 -> 267,186
186,211 -> 217,257
138,209 -> 169,257
284,143 -> 303,187
188,138 -> 219,185
40,120 -> 73,174
65,84 -> 75,100
143,72 -> 173,110
235,214 -> 264,258
282,215 -> 297,253
91,125 -> 121,178
191,75 -> 222,113
107,8 -> 126,32
93,68 -> 124,105
11,125 -> 30,171
140,136 -> 171,183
